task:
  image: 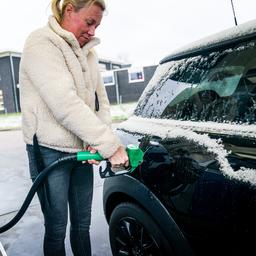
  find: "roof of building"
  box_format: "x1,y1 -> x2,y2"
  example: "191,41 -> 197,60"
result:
0,51 -> 131,68
0,51 -> 22,58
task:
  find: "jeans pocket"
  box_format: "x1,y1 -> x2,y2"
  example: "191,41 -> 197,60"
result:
39,146 -> 65,165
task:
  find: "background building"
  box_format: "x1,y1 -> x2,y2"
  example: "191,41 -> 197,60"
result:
0,51 -> 157,113
0,51 -> 21,113
102,65 -> 157,104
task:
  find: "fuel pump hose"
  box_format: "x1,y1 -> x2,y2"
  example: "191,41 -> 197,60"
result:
0,154 -> 77,234
0,145 -> 144,234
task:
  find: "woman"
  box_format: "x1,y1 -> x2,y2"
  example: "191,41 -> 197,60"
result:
19,0 -> 128,255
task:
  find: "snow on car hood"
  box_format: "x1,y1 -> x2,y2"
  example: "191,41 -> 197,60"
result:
118,116 -> 256,186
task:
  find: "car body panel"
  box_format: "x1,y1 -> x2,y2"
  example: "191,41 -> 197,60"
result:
103,174 -> 194,256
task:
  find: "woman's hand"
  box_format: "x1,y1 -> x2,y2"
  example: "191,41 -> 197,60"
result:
85,145 -> 101,165
109,146 -> 129,171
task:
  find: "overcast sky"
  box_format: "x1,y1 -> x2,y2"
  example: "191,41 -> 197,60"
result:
1,0 -> 255,66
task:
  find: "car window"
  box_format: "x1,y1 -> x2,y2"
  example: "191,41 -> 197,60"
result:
137,40 -> 256,124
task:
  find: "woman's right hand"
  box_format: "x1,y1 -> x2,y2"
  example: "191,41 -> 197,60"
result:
109,146 -> 129,170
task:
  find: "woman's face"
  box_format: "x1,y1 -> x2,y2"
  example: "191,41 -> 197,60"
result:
61,3 -> 103,47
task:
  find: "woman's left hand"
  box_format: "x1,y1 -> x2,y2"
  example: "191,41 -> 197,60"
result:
85,145 -> 101,165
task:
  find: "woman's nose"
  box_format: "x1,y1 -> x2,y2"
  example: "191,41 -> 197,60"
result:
88,26 -> 96,36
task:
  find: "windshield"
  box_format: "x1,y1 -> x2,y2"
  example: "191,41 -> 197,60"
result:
136,40 -> 256,124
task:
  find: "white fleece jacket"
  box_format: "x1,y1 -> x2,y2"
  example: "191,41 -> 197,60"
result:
19,16 -> 121,158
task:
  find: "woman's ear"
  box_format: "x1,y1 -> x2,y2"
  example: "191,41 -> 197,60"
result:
63,3 -> 75,19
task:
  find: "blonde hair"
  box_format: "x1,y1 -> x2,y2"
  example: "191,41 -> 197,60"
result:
51,0 -> 106,23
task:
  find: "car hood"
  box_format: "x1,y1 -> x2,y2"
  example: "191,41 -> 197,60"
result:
118,116 -> 256,186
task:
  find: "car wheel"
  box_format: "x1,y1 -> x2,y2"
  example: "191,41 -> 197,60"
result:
109,202 -> 173,256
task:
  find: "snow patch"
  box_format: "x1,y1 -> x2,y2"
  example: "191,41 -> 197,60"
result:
119,116 -> 256,186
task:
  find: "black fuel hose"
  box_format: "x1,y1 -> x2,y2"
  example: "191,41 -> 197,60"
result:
0,154 -> 77,234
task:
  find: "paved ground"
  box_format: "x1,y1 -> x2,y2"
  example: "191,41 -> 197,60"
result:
0,130 -> 112,256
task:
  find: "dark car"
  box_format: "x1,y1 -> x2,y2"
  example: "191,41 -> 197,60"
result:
103,19 -> 256,256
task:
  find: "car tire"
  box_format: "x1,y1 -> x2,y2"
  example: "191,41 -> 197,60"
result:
109,202 -> 174,256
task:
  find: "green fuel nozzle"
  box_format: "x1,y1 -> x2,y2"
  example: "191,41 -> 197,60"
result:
125,144 -> 144,172
77,151 -> 104,161
77,144 -> 144,174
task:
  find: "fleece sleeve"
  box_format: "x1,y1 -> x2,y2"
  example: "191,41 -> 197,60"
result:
22,40 -> 121,158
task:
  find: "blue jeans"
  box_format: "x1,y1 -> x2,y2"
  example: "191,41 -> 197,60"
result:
26,145 -> 93,256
